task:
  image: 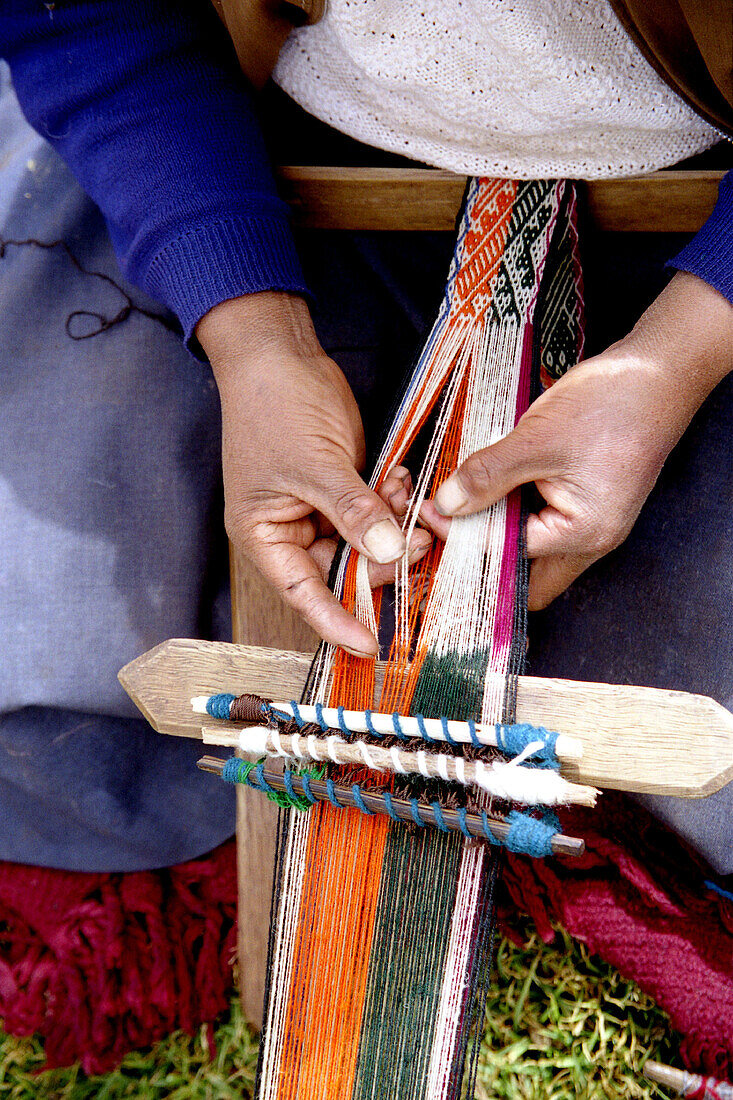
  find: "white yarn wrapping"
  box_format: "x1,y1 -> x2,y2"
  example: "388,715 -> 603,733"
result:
275,0 -> 716,180
236,726 -> 597,806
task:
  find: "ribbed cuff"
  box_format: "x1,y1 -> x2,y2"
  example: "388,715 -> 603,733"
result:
668,171 -> 733,305
142,212 -> 310,346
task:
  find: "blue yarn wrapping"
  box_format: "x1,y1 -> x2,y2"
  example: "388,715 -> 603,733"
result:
326,777 -> 345,808
220,756 -> 557,856
337,705 -> 350,736
415,715 -> 435,744
289,701 -> 304,727
206,693 -> 236,720
504,811 -> 559,857
254,761 -> 275,793
352,783 -> 374,815
271,707 -> 293,724
300,773 -> 317,804
382,790 -> 401,823
283,768 -> 297,802
480,812 -> 500,847
221,757 -> 246,783
495,723 -> 559,768
392,713 -> 407,740
441,717 -> 458,748
409,799 -> 426,827
431,800 -> 448,832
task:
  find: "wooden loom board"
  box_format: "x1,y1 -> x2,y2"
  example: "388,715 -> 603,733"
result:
275,168 -> 725,232
229,550 -> 317,1027
119,635 -> 733,801
121,639 -> 733,1031
121,635 -> 733,1025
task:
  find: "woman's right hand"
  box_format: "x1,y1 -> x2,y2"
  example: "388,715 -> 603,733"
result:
196,291 -> 430,657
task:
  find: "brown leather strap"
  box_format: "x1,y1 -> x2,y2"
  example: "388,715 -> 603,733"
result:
609,0 -> 733,136
213,0 -> 325,89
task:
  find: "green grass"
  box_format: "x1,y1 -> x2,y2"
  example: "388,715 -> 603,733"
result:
0,925 -> 679,1099
477,923 -> 678,1099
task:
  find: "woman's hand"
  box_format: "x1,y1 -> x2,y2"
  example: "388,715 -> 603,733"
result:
197,292 -> 430,656
430,272 -> 733,610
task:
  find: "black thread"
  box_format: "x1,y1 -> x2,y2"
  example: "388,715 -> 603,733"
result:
0,235 -> 179,341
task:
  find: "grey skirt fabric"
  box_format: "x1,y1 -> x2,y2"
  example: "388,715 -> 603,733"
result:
0,66 -> 730,873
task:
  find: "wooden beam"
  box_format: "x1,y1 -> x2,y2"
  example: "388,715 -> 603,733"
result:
276,167 -> 724,233
229,551 -> 317,1030
119,638 -> 733,800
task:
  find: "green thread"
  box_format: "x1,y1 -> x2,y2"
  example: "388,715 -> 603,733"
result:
222,757 -> 325,813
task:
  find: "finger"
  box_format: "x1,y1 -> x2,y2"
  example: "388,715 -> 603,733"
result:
308,529 -> 432,588
247,539 -> 380,656
433,426 -> 553,518
378,466 -> 413,520
528,553 -> 592,611
311,462 -> 407,565
418,499 -> 451,541
525,507 -> 577,558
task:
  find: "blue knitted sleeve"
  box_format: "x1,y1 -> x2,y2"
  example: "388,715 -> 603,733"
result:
669,169 -> 733,305
1,0 -> 309,343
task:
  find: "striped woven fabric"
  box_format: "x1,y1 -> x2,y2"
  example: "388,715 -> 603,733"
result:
256,178 -> 584,1100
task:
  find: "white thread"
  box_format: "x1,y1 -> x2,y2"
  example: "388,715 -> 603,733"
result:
271,729 -> 288,759
509,740 -> 546,767
258,179 -> 587,1100
390,746 -> 407,775
436,754 -> 450,782
238,726 -> 270,756
324,736 -> 338,764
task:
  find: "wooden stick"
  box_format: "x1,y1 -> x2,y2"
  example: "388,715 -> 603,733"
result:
119,639 -> 733,799
644,1060 -> 733,1098
196,754 -> 586,857
275,167 -> 724,233
191,696 -> 583,762
200,724 -> 598,807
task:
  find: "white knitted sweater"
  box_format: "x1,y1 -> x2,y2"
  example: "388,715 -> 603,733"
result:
274,0 -> 718,179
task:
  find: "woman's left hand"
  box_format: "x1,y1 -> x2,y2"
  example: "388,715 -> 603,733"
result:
427,272 -> 733,610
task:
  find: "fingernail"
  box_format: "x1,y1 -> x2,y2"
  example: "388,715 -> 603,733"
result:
342,643 -> 377,659
407,531 -> 432,561
362,519 -> 406,564
434,477 -> 468,516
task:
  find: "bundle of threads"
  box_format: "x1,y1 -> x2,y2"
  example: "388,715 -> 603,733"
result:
250,178 -> 585,1100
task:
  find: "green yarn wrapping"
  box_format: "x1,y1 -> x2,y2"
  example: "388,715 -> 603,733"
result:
225,758 -> 326,813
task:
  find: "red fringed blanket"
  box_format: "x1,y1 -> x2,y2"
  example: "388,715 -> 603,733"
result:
503,793 -> 733,1081
0,844 -> 237,1073
0,795 -> 730,1079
